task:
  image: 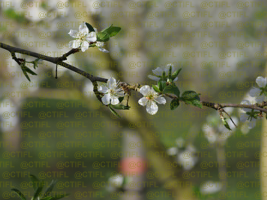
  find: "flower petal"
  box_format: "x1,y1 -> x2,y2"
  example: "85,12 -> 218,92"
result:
110,96 -> 119,105
81,41 -> 89,52
138,97 -> 148,106
86,32 -> 97,42
102,93 -> 111,105
139,85 -> 151,96
164,69 -> 169,75
98,86 -> 109,93
166,63 -> 174,70
69,40 -> 81,49
115,90 -> 125,97
248,118 -> 256,129
79,22 -> 88,35
99,47 -> 109,53
154,96 -> 166,104
68,30 -> 78,38
146,100 -> 158,115
256,76 -> 266,88
96,41 -> 104,47
152,67 -> 163,76
148,75 -> 161,81
240,113 -> 248,122
249,87 -> 261,97
255,95 -> 265,103
240,100 -> 251,112
108,77 -> 117,89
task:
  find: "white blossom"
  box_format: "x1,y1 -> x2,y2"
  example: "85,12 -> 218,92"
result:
177,144 -> 198,170
138,85 -> 166,115
200,181 -> 222,195
98,77 -> 124,105
68,22 -> 96,52
202,123 -> 217,144
239,100 -> 256,129
106,174 -> 124,192
0,99 -> 18,132
249,76 -> 267,103
166,147 -> 178,156
148,64 -> 178,82
96,41 -> 109,53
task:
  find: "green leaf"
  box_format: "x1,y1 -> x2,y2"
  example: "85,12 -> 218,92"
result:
185,99 -> 203,108
21,65 -> 37,82
168,65 -> 172,79
50,193 -> 70,200
152,85 -> 161,93
118,97 -> 124,103
21,68 -> 31,81
85,22 -> 95,32
222,118 -> 231,130
41,197 -> 53,200
181,91 -> 199,100
23,66 -> 37,75
33,181 -> 44,200
170,99 -> 180,110
97,32 -> 110,42
110,104 -> 130,110
163,84 -> 180,97
33,59 -> 42,69
158,81 -> 166,91
102,24 -> 121,37
171,68 -> 182,80
30,174 -> 40,191
181,91 -> 202,108
43,180 -> 57,198
109,105 -> 121,118
11,188 -> 27,200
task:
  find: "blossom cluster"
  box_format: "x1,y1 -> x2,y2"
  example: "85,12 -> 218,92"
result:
68,22 -> 108,52
240,76 -> 267,129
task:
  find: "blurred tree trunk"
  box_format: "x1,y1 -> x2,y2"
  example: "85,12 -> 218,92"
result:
73,0 -> 196,199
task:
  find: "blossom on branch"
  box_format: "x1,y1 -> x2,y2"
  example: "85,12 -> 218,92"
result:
148,63 -> 178,82
239,100 -> 257,129
249,76 -> 267,103
98,77 -> 124,105
96,41 -> 109,53
68,22 -> 96,52
138,85 -> 166,115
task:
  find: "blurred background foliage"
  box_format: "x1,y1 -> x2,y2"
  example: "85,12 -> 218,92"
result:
0,0 -> 266,199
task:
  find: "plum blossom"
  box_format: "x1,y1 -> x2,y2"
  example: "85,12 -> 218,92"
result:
177,144 -> 198,170
200,181 -> 222,195
96,41 -> 109,53
68,22 -> 96,52
98,77 -> 124,105
138,85 -> 166,115
106,174 -> 124,192
239,100 -> 257,129
148,63 -> 178,82
249,76 -> 267,103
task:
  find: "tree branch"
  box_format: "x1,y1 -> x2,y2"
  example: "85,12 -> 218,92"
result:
1,42 -> 266,114
0,42 -> 107,83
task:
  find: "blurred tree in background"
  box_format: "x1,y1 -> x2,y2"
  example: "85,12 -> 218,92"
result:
0,0 -> 266,200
